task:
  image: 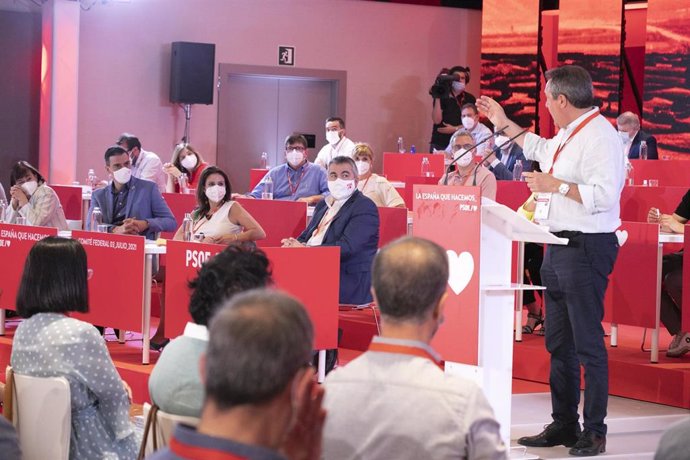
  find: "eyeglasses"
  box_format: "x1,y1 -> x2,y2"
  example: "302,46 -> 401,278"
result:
287,146 -> 306,152
452,144 -> 475,152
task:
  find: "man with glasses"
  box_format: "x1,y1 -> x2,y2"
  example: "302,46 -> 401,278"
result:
116,133 -> 167,193
245,133 -> 329,204
315,117 -> 356,168
438,129 -> 497,200
87,145 -> 175,239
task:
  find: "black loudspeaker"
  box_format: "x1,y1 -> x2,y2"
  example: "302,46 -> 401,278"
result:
170,42 -> 215,105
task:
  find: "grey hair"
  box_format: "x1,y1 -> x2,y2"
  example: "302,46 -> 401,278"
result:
328,155 -> 358,176
449,129 -> 474,147
204,289 -> 313,409
544,65 -> 594,109
616,111 -> 640,130
372,237 -> 449,322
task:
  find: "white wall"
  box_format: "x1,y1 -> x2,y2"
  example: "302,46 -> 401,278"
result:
76,0 -> 481,181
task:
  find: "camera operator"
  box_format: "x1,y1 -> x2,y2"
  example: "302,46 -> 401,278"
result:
430,66 -> 476,151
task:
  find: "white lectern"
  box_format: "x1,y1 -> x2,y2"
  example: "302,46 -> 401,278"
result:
447,197 -> 567,452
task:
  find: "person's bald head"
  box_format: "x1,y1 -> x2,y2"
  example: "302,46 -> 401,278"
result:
372,237 -> 449,322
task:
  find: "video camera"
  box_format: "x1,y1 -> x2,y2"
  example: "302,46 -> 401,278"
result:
428,66 -> 471,99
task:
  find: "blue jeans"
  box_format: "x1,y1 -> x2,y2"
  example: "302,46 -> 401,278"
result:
542,232 -> 619,436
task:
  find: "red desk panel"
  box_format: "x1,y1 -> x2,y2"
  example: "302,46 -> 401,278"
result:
161,193 -> 196,240
383,153 -> 445,182
249,168 -> 269,191
0,224 -> 57,310
630,160 -> 690,187
403,176 -> 439,210
378,206 -> 407,248
619,186 -> 687,222
236,198 -> 307,247
72,231 -> 145,332
164,241 -> 339,350
51,184 -> 83,221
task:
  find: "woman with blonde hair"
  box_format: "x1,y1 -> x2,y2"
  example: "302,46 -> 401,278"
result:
163,143 -> 209,193
353,143 -> 405,208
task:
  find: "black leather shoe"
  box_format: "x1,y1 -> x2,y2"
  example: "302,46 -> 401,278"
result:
569,429 -> 606,456
150,338 -> 170,351
518,421 -> 582,448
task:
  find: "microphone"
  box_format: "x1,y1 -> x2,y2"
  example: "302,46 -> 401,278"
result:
443,126 -> 508,185
472,129 -> 529,186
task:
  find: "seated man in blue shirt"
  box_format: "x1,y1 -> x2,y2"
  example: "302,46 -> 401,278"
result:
87,145 -> 176,239
245,133 -> 329,204
487,132 -> 533,181
148,290 -> 325,460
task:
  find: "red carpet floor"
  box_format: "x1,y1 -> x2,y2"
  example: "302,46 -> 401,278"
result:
1,312 -> 688,408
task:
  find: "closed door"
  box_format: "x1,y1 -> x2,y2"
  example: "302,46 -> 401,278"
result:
217,71 -> 338,193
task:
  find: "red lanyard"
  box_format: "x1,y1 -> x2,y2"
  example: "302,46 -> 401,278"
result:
548,110 -> 599,174
170,436 -> 248,460
311,204 -> 338,239
287,165 -> 307,195
369,341 -> 444,370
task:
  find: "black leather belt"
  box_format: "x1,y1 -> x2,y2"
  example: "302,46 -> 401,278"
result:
552,230 -> 583,239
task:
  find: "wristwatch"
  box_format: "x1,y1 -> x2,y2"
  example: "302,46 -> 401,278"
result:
558,182 -> 570,196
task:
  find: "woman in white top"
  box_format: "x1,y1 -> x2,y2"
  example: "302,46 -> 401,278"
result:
5,161 -> 68,230
353,143 -> 405,208
173,166 -> 266,244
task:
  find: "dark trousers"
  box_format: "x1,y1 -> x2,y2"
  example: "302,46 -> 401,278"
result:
523,243 -> 544,306
541,232 -> 619,436
661,251 -> 684,336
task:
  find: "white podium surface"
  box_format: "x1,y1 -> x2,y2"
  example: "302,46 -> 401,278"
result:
445,197 -> 567,448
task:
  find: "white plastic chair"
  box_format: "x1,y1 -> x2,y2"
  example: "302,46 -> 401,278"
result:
4,366 -> 71,460
139,402 -> 200,458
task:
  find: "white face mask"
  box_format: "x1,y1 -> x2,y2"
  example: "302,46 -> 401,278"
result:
454,149 -> 473,168
113,167 -> 132,184
326,131 -> 341,145
452,81 -> 466,93
461,116 -> 476,131
286,149 -> 305,167
21,180 -> 38,197
618,131 -> 631,144
181,154 -> 198,170
494,135 -> 510,149
355,160 -> 371,176
328,178 -> 356,201
205,184 -> 226,203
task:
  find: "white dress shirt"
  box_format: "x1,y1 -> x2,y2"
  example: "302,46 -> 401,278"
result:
522,108 -> 625,233
132,149 -> 167,193
315,137 -> 356,168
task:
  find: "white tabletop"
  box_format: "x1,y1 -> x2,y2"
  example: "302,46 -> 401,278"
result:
659,232 -> 684,244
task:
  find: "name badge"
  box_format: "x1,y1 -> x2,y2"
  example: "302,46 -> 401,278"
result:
533,192 -> 552,222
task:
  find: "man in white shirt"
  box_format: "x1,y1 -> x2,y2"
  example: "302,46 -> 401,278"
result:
443,103 -> 493,156
322,236 -> 506,460
478,65 -> 624,457
117,133 -> 167,193
314,117 -> 356,168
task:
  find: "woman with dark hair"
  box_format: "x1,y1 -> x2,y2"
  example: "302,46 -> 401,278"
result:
163,143 -> 209,193
4,161 -> 68,230
148,245 -> 273,416
10,237 -> 140,459
173,166 -> 266,245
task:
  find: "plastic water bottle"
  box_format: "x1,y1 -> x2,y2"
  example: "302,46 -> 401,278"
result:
90,207 -> 103,231
262,175 -> 274,200
512,159 -> 523,181
410,145 -> 416,154
260,152 -> 268,169
178,173 -> 189,194
397,136 -> 405,153
625,160 -> 635,185
639,140 -> 648,160
0,199 -> 6,223
182,212 -> 193,242
421,157 -> 432,177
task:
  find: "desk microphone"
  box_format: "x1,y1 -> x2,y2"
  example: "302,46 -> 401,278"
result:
443,126 -> 508,185
472,129 -> 529,186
